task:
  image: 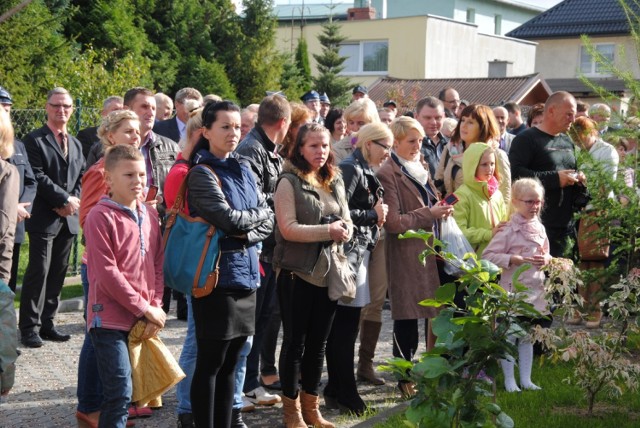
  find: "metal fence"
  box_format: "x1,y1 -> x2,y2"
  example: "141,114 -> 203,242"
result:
11,99 -> 101,140
11,100 -> 101,276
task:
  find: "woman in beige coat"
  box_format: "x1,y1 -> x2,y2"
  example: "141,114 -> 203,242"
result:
0,107 -> 19,398
376,117 -> 453,395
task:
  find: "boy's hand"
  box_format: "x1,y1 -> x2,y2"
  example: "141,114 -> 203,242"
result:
144,305 -> 166,328
141,320 -> 162,340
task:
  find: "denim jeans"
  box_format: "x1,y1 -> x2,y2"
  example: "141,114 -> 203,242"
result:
176,296 -> 197,415
243,262 -> 277,392
234,336 -> 253,409
76,263 -> 102,413
90,327 -> 132,428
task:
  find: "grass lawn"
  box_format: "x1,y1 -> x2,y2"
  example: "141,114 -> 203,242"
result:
12,234 -> 85,308
374,358 -> 640,428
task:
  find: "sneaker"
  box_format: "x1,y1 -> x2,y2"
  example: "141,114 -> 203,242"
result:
244,386 -> 281,406
241,396 -> 256,412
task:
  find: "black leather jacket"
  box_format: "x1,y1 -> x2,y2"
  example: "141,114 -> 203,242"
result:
235,126 -> 282,262
339,149 -> 383,250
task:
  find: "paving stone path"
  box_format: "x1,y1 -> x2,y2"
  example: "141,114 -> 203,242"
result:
1,300 -> 402,428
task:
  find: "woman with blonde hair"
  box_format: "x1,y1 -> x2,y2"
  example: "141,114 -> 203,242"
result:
332,98 -> 380,163
0,107 -> 19,399
324,122 -> 391,414
376,116 -> 453,396
280,102 -> 313,159
435,104 -> 511,204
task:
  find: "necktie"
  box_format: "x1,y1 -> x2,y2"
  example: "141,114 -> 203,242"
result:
58,132 -> 68,158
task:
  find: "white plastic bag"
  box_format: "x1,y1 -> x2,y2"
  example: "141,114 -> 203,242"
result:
440,216 -> 475,276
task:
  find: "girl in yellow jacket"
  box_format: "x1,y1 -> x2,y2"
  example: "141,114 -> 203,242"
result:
451,143 -> 508,256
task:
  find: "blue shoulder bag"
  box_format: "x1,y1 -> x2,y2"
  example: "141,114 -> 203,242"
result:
163,165 -> 223,297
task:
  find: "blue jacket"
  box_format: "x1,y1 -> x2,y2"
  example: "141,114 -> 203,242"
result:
187,149 -> 273,291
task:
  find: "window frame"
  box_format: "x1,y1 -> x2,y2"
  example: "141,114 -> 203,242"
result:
579,43 -> 615,77
339,40 -> 389,76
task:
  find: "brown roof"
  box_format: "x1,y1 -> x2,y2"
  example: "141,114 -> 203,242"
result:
368,74 -> 552,111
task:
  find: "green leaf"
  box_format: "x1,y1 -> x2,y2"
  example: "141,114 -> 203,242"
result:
435,282 -> 457,303
419,298 -> 444,308
399,229 -> 433,242
414,356 -> 452,378
496,412 -> 515,428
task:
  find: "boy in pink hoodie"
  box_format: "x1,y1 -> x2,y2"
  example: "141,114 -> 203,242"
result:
84,145 -> 165,427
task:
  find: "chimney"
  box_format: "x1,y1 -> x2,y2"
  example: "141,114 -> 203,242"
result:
488,60 -> 513,78
348,0 -> 376,20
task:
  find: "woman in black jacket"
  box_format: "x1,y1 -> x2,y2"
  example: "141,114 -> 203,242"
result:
323,122 -> 392,414
187,101 -> 274,428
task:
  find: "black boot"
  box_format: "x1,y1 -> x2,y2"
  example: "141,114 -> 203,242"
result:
231,408 -> 248,428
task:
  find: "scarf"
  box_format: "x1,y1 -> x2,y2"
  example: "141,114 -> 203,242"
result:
396,155 -> 429,185
510,213 -> 546,244
478,176 -> 499,196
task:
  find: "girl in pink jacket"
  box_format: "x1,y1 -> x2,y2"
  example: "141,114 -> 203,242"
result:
483,178 -> 551,392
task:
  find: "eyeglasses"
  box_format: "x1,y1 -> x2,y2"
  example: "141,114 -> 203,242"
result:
371,140 -> 392,152
48,103 -> 73,110
518,199 -> 543,207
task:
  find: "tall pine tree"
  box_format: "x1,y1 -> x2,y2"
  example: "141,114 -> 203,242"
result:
295,37 -> 313,91
312,17 -> 352,107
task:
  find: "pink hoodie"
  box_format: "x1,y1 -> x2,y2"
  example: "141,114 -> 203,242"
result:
84,197 -> 164,332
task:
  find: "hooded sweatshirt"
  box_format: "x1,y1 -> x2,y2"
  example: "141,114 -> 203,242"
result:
85,197 -> 164,332
452,143 -> 507,256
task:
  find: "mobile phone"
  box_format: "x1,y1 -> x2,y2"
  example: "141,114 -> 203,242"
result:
146,185 -> 158,201
443,193 -> 459,206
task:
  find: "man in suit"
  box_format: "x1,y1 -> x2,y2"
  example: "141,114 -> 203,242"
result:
493,106 -> 516,153
0,86 -> 37,293
76,96 -> 124,160
153,87 -> 203,145
19,87 -> 85,348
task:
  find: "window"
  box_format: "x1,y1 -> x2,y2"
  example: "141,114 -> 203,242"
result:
494,14 -> 502,35
339,41 -> 388,74
466,8 -> 475,23
580,44 -> 614,76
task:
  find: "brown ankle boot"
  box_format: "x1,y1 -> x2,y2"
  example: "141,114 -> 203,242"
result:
282,394 -> 306,428
300,391 -> 335,428
357,320 -> 385,385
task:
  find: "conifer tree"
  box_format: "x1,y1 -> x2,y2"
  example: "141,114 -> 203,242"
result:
295,37 -> 313,91
312,17 -> 352,106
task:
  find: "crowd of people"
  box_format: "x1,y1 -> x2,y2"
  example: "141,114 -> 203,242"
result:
0,81 -> 637,428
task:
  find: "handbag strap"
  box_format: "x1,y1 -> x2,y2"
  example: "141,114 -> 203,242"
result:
171,164 -> 222,213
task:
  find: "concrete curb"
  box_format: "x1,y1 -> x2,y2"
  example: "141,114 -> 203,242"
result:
352,401 -> 409,428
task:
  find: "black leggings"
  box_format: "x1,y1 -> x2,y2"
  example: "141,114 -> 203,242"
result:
278,270 -> 337,399
191,335 -> 247,428
392,319 -> 428,361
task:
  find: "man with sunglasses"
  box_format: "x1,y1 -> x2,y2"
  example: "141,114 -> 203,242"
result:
19,87 -> 85,348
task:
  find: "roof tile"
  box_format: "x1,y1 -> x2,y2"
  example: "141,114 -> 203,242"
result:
506,0 -> 640,39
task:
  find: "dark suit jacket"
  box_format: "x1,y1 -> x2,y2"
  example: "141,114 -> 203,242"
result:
8,140 -> 37,243
23,125 -> 85,235
153,117 -> 180,144
76,126 -> 99,160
